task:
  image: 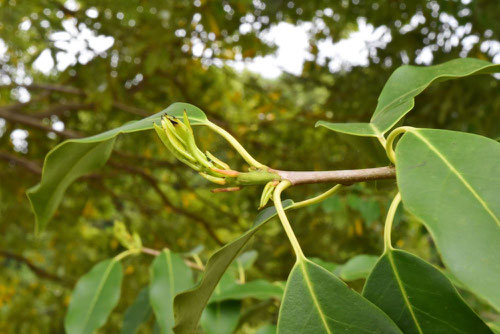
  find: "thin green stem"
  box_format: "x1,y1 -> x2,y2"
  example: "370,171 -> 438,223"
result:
273,180 -> 305,259
384,192 -> 402,251
385,126 -> 412,164
113,249 -> 136,262
291,184 -> 343,210
207,121 -> 267,169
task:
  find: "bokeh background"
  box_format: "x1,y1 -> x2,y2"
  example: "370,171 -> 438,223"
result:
0,0 -> 499,332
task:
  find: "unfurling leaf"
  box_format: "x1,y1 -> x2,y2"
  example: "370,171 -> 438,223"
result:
27,103 -> 208,233
113,221 -> 142,252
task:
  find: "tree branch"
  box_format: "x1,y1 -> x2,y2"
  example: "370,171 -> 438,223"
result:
2,83 -> 150,117
0,109 -> 81,138
0,151 -> 42,175
108,161 -> 224,245
272,166 -> 396,185
0,250 -> 73,286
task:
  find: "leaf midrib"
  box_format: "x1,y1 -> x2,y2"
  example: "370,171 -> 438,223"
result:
410,130 -> 499,226
299,260 -> 332,334
386,251 -> 423,334
82,260 -> 116,333
166,250 -> 175,298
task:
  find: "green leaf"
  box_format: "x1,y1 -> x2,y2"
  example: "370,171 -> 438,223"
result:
256,325 -> 277,334
150,249 -> 194,334
363,249 -> 491,333
489,322 -> 500,334
64,259 -> 123,334
173,200 -> 294,334
347,195 -> 381,225
309,257 -> 340,274
227,250 -> 259,278
339,254 -> 378,281
395,128 -> 500,310
201,301 -> 241,334
277,258 -> 402,334
316,58 -> 500,137
315,122 -> 379,137
210,279 -> 284,303
235,250 -> 258,270
200,300 -> 241,334
26,102 -> 207,233
122,287 -> 152,334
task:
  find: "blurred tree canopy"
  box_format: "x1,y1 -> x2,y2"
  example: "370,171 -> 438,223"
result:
0,0 -> 499,332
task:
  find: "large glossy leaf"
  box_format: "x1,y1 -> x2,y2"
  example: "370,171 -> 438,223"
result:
396,128 -> 500,309
27,103 -> 207,233
150,249 -> 193,334
209,279 -> 284,303
338,254 -> 378,281
277,258 -> 402,334
64,259 -> 123,334
200,300 -> 241,334
363,249 -> 491,333
173,200 -> 294,334
316,58 -> 500,137
122,287 -> 152,334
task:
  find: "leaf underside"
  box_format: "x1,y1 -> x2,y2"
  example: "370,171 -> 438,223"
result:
316,58 -> 500,137
396,128 -> 500,310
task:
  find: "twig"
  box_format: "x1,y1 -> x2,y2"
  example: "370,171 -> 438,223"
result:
109,161 -> 224,245
1,83 -> 150,117
272,166 -> 396,185
0,151 -> 42,175
0,109 -> 81,138
0,250 -> 73,286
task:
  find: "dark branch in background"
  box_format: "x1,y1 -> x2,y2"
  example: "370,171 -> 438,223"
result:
1,83 -> 150,117
0,109 -> 81,138
0,147 -> 233,239
0,150 -> 42,175
32,103 -> 92,119
11,83 -> 85,95
0,250 -> 73,287
108,161 -> 224,246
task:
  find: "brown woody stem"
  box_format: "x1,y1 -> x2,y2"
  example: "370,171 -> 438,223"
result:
272,166 -> 395,185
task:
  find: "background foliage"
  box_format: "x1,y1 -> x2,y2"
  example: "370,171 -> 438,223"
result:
0,0 -> 499,332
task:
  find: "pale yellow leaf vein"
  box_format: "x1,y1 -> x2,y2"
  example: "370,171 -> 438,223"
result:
299,261 -> 332,334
